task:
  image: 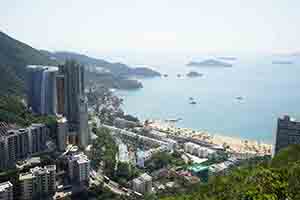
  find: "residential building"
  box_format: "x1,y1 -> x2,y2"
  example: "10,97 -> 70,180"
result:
26,65 -> 58,115
132,173 -> 152,194
67,153 -> 90,184
19,165 -> 56,200
57,117 -> 68,151
56,74 -> 65,115
59,61 -> 89,148
28,124 -> 48,154
0,122 -> 48,169
184,142 -> 217,159
275,115 -> 300,154
0,181 -> 13,200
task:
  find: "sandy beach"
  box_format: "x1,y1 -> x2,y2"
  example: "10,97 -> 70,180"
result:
146,119 -> 272,156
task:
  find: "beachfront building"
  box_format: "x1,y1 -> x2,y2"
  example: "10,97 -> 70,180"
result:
184,142 -> 217,159
132,173 -> 152,194
0,181 -> 13,200
274,115 -> 300,154
19,165 -> 56,200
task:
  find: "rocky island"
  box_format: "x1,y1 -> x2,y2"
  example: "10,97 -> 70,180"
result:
186,71 -> 203,77
187,59 -> 232,67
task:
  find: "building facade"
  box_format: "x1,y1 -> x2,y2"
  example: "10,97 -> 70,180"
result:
26,65 -> 58,115
0,122 -> 48,170
28,124 -> 48,154
57,117 -> 68,152
275,115 -> 300,154
59,61 -> 89,148
67,153 -> 90,184
0,181 -> 13,200
19,165 -> 56,200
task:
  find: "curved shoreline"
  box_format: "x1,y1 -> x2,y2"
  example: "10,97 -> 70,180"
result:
146,119 -> 273,155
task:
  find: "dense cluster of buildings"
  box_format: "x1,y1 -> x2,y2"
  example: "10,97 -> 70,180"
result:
26,61 -> 89,149
0,122 -> 48,169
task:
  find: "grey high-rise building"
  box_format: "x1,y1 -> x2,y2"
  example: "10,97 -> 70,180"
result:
57,116 -> 68,151
28,124 -> 48,154
26,65 -> 58,115
59,60 -> 89,148
274,115 -> 300,154
60,60 -> 85,124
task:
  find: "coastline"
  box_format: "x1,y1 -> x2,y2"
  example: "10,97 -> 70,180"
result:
146,119 -> 273,155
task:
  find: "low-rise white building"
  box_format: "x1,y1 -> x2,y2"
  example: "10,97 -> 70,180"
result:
184,142 -> 217,159
0,181 -> 13,200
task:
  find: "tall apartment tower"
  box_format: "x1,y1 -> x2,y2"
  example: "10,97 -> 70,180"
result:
19,165 -> 56,200
67,153 -> 90,184
59,60 -> 89,148
28,124 -> 48,154
0,181 -> 13,200
56,74 -> 65,115
57,116 -> 68,151
274,115 -> 300,154
26,65 -> 58,115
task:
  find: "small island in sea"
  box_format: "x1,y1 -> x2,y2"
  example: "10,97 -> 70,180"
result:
186,71 -> 203,77
187,59 -> 233,67
217,56 -> 237,61
272,61 -> 293,65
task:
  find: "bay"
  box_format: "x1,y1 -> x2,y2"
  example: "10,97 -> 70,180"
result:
115,55 -> 300,144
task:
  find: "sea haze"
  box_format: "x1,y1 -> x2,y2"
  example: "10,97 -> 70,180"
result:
116,55 -> 300,143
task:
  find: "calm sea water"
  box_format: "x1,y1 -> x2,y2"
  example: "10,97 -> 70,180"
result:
115,55 -> 300,143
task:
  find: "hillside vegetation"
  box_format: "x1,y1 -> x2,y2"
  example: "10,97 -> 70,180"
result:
0,31 -> 58,95
161,145 -> 300,200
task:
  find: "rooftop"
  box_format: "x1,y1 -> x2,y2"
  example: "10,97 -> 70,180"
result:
188,164 -> 209,173
0,181 -> 13,192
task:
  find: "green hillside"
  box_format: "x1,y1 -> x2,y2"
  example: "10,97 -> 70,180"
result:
161,145 -> 300,200
0,31 -> 58,95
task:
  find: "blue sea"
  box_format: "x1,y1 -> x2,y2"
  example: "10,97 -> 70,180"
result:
115,54 -> 300,143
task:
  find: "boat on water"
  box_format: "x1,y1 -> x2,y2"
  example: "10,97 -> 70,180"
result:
165,118 -> 182,122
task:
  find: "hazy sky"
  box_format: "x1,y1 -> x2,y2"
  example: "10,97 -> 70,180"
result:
1,0 -> 300,56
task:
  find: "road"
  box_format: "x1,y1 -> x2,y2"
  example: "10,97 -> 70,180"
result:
89,169 -> 130,196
